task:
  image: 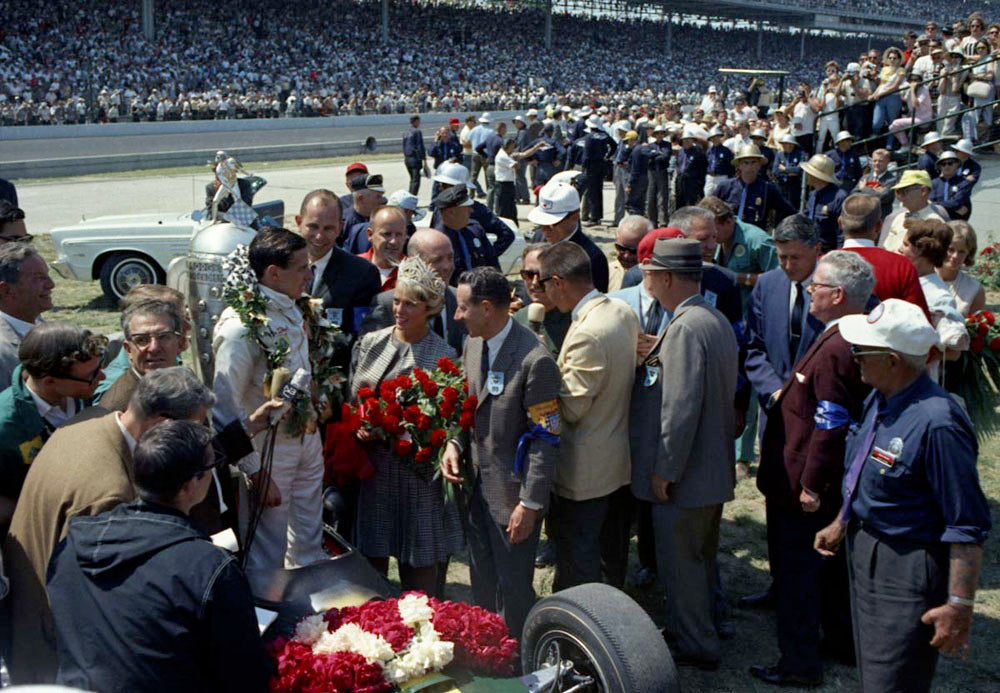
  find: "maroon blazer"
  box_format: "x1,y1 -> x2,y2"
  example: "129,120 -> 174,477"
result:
757,324 -> 870,515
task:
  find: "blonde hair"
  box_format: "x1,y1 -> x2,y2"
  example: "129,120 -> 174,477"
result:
395,256 -> 446,317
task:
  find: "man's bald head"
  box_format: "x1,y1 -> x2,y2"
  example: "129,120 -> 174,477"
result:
615,215 -> 653,270
408,229 -> 455,284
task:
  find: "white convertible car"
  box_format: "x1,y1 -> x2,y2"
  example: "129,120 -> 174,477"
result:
48,201 -> 524,302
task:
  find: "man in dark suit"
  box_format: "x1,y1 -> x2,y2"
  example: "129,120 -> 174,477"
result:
357,229 -> 466,352
402,115 -> 427,196
750,251 -> 874,687
640,238 -> 738,671
431,186 -> 501,284
0,177 -> 17,207
528,181 -> 609,292
295,190 -> 381,335
741,214 -> 824,609
442,267 -> 560,640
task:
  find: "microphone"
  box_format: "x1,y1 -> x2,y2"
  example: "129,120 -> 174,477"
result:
527,302 -> 546,337
268,367 -> 310,423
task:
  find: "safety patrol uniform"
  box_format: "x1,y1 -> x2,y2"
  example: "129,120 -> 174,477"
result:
826,147 -> 863,191
930,174 -> 972,221
715,176 -> 796,229
646,139 -> 672,226
705,142 -> 735,197
806,184 -> 848,251
773,146 -> 805,205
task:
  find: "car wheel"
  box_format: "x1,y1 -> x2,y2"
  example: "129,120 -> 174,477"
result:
98,252 -> 162,301
521,583 -> 678,693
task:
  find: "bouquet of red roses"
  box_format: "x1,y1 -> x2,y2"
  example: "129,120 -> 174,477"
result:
955,310 -> 1000,438
353,357 -> 476,489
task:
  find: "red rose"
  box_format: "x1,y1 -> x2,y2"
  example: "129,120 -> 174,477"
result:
441,386 -> 459,402
421,379 -> 439,397
440,400 -> 456,418
379,384 -> 396,402
462,395 -> 478,412
394,439 -> 413,457
460,412 -> 474,430
971,337 -> 985,354
367,407 -> 383,427
977,322 -> 989,337
990,337 -> 1000,352
463,380 -> 469,393
415,446 -> 434,463
403,404 -> 421,423
396,375 -> 413,390
430,429 -> 447,447
412,368 -> 429,383
416,414 -> 431,431
437,356 -> 459,375
357,386 -> 376,400
382,414 -> 402,435
983,246 -> 995,255
982,311 -> 996,325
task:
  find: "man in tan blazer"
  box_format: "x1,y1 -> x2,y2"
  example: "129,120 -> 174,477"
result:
536,241 -> 640,591
3,368 -> 216,684
443,267 -> 560,639
642,237 -> 738,671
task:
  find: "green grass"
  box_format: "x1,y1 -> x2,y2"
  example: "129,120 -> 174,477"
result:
37,233 -> 1000,690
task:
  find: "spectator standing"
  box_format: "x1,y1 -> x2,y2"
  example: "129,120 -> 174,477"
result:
357,206 -> 408,290
431,186 -> 500,283
879,170 -> 945,253
608,214 -> 652,293
403,115 -> 428,196
801,154 -> 848,251
0,245 -> 55,390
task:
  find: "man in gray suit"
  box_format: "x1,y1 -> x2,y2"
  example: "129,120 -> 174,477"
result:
442,267 -> 560,639
639,237 -> 738,671
357,229 -> 466,353
0,245 -> 55,390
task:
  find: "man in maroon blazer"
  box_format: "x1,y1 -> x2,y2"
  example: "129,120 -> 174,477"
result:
837,193 -> 930,320
750,250 -> 875,688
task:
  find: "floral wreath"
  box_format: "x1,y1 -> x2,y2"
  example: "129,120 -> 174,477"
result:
222,244 -> 349,436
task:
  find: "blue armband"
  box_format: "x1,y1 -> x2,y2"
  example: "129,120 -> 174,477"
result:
513,424 -> 560,476
815,400 -> 851,430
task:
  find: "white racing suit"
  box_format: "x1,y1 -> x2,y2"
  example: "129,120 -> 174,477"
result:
212,285 -> 325,572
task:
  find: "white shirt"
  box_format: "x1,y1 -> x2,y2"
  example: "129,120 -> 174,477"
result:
310,249 -> 333,295
571,289 -> 602,321
27,385 -> 77,429
792,100 -> 817,134
842,238 -> 874,249
0,311 -> 39,339
788,271 -> 814,334
485,317 -> 514,369
495,148 -> 516,183
114,411 -> 138,454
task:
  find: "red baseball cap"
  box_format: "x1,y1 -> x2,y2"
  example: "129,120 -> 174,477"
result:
346,162 -> 368,175
449,117 -> 460,126
637,227 -> 685,264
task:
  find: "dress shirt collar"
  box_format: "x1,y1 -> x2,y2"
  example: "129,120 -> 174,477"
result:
114,411 -> 138,454
485,318 -> 513,369
824,317 -> 843,332
0,311 -> 39,339
310,249 -> 333,294
26,382 -> 76,428
877,372 -> 933,419
571,289 -> 602,321
842,238 -> 875,248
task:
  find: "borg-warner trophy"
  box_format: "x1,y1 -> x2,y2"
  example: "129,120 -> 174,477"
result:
186,152 -> 275,386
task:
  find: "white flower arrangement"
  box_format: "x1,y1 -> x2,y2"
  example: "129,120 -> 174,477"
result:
397,593 -> 434,626
314,623 -> 396,663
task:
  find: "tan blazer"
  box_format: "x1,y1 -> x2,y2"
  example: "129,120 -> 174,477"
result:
4,411 -> 133,684
555,294 -> 640,501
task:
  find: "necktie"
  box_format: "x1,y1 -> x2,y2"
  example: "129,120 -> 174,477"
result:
738,183 -> 748,220
807,194 -> 817,219
309,263 -> 318,294
789,281 -> 805,358
433,314 -> 445,339
455,230 -> 473,273
944,184 -> 950,201
645,299 -> 664,334
480,340 -> 490,385
839,417 -> 879,522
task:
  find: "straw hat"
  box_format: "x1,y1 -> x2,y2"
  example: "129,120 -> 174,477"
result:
800,154 -> 842,186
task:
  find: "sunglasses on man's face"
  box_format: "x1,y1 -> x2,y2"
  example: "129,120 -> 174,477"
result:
614,243 -> 638,255
58,362 -> 104,386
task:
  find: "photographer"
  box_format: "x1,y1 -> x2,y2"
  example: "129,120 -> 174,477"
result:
785,83 -> 818,155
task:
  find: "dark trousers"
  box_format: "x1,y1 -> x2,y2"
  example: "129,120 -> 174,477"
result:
405,159 -> 422,195
847,523 -> 948,693
636,499 -> 656,571
652,502 -> 723,662
627,178 -> 648,215
467,487 -> 540,640
550,485 -> 631,592
768,501 -> 852,678
495,181 -> 518,224
515,163 -> 530,203
646,169 -> 669,227
796,133 -> 815,157
470,153 -> 487,196
583,166 -> 604,222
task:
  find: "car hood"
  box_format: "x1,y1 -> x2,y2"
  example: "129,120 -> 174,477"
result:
50,212 -> 196,235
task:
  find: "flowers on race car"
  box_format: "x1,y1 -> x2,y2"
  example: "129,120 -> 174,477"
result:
222,244 -> 349,436
345,357 -> 476,492
268,593 -> 518,692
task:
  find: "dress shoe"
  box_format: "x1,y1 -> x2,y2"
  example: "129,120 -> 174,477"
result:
737,588 -> 775,610
534,541 -> 556,567
749,664 -> 822,687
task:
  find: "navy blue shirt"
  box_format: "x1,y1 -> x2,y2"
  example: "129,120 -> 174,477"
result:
430,135 -> 462,168
614,140 -> 633,166
582,131 -> 613,170
918,151 -> 939,180
931,175 -> 972,220
402,126 -> 426,161
845,373 -> 991,545
715,176 -> 796,228
432,217 -> 499,283
430,200 -> 514,255
628,143 -> 656,186
649,140 -> 672,172
806,184 -> 848,249
340,208 -> 371,254
482,132 -> 504,160
957,158 -> 981,192
772,147 -> 804,185
707,144 -> 735,177
827,147 -> 863,190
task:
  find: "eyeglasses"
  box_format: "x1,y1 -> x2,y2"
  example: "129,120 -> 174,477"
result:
58,362 -> 104,386
806,282 -> 841,294
0,234 -> 33,243
128,330 -> 180,348
520,269 -> 540,282
537,275 -> 559,287
849,345 -> 891,361
614,243 -> 638,255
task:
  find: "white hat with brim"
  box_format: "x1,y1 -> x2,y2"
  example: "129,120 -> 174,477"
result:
921,131 -> 945,147
838,299 -> 938,356
801,154 -> 842,186
387,190 -> 427,221
834,131 -> 855,144
528,182 -> 580,225
433,161 -> 470,186
732,144 -> 768,163
954,139 -> 975,157
779,133 -> 798,146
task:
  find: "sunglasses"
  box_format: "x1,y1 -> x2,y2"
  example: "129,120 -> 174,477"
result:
128,330 -> 180,348
537,275 -> 559,287
520,269 -> 540,282
58,362 -> 104,386
614,243 -> 638,254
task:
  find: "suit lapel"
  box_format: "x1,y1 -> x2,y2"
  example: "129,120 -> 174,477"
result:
778,326 -> 836,398
476,322 -> 521,408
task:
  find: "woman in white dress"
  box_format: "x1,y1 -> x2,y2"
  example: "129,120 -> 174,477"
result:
938,220 -> 987,316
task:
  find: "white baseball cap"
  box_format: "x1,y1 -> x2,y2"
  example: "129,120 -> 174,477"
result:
586,114 -> 603,130
433,161 -> 471,186
528,182 -> 581,225
708,85 -> 718,93
387,190 -> 427,221
839,299 -> 938,356
478,112 -> 492,123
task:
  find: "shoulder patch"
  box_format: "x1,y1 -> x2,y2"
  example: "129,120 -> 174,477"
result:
528,399 -> 561,435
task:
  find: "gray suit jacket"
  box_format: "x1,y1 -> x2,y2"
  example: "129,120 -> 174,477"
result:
654,294 -> 738,508
462,320 -> 561,526
0,318 -> 22,391
358,287 -> 466,354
